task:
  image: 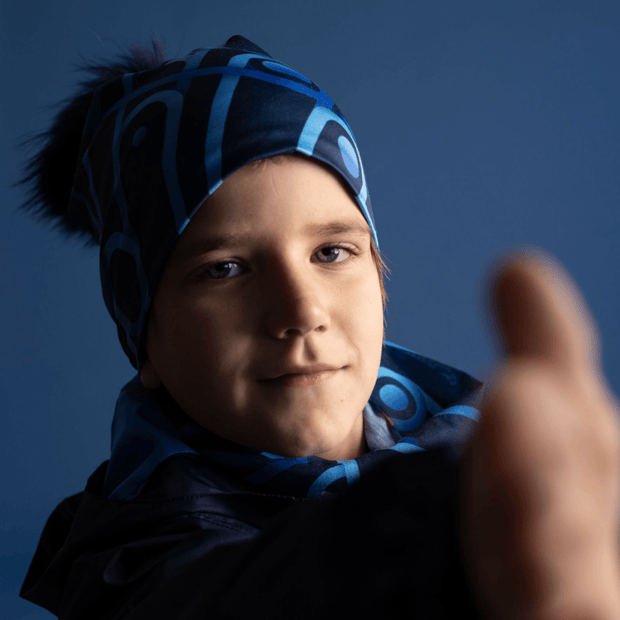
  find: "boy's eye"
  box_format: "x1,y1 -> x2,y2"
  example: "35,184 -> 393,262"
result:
195,243 -> 359,281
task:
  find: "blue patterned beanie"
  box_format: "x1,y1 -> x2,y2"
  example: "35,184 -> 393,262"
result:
68,34 -> 379,372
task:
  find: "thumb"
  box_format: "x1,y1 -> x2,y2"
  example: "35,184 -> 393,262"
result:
480,244 -> 602,377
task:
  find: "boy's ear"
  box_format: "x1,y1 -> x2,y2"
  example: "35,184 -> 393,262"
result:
140,358 -> 163,390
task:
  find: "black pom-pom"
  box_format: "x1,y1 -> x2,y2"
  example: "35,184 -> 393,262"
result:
10,34 -> 182,250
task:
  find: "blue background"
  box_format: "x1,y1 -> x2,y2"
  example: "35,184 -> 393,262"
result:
1,0 -> 619,617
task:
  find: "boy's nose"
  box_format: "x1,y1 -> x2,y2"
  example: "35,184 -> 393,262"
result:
263,269 -> 332,341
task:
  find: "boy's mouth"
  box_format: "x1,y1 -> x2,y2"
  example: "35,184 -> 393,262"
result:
259,368 -> 340,388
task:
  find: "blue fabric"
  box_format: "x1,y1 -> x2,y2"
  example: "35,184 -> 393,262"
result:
68,34 -> 380,372
103,340 -> 483,500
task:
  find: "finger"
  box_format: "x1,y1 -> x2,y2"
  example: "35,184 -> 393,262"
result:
479,244 -> 602,376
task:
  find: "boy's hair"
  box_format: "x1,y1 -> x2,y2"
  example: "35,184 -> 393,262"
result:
11,35 -> 390,312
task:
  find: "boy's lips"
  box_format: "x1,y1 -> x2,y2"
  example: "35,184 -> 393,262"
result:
259,368 -> 341,388
259,363 -> 341,381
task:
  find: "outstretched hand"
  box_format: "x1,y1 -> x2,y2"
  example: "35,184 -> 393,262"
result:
459,246 -> 620,620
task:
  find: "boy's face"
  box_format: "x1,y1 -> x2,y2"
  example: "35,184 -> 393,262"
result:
140,156 -> 384,460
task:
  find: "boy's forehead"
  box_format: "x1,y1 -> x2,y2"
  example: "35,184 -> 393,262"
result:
170,157 -> 373,266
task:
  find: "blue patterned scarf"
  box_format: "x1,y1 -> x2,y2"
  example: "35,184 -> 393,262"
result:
103,341 -> 483,500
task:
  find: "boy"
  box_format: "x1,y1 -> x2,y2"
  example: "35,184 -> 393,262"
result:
15,34 -> 620,618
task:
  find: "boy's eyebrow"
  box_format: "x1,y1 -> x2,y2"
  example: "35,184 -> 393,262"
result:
305,220 -> 372,240
173,219 -> 372,265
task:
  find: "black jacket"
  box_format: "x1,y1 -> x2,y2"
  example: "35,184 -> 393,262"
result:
21,446 -> 483,619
